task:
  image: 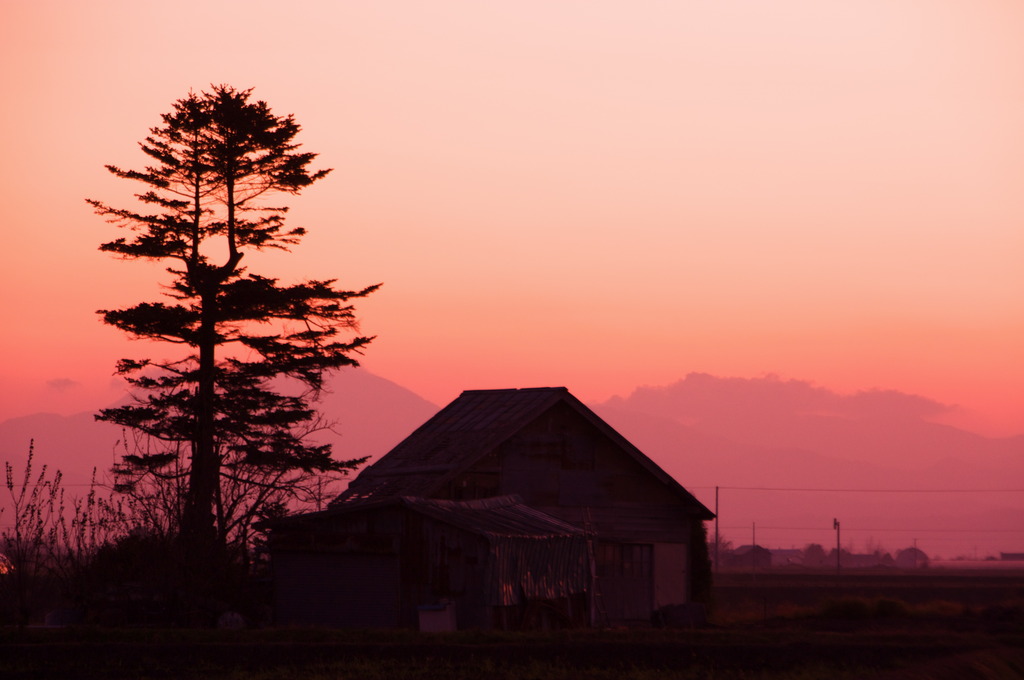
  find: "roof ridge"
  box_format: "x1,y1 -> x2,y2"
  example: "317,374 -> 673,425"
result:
459,386 -> 568,395
400,494 -> 525,510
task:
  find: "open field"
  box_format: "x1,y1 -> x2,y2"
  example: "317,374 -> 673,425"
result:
2,627 -> 1022,680
2,570 -> 1022,679
713,567 -> 1024,624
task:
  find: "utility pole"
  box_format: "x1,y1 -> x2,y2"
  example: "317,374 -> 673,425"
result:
752,521 -> 757,580
714,486 -> 719,575
833,518 -> 841,577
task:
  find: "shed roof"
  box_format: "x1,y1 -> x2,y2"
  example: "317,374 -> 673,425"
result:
401,495 -> 584,538
333,387 -> 713,519
267,493 -> 582,539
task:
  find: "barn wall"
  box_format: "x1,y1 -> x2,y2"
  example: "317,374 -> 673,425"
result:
451,403 -> 692,533
453,403 -> 685,533
402,513 -> 493,629
594,541 -> 653,623
653,542 -> 688,608
438,402 -> 701,625
271,506 -> 408,628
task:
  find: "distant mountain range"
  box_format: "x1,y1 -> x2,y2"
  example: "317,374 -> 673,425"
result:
594,373 -> 1024,485
2,371 -> 1020,557
591,374 -> 1024,558
0,369 -> 438,493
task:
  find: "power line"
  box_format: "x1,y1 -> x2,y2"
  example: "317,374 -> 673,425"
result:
693,486 -> 1024,493
720,525 -> 1022,534
22,483 -> 1024,491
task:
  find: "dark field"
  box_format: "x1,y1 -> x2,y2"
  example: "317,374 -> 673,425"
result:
3,569 -> 1023,679
713,567 -> 1024,622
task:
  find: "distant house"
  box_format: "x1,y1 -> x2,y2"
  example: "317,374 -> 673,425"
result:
723,545 -> 772,569
267,387 -> 714,629
769,548 -> 804,567
894,547 -> 929,569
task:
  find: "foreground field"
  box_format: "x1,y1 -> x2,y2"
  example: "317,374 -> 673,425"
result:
2,626 -> 1022,680
2,569 -> 1022,679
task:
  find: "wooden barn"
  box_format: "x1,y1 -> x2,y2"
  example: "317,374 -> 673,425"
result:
267,387 -> 714,629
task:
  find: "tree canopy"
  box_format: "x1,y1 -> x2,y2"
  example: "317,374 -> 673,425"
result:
89,85 -> 379,557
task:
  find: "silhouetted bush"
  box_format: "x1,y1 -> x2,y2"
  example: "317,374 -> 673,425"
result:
691,520 -> 713,607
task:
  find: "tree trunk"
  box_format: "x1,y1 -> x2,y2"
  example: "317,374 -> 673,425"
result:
180,286 -> 220,554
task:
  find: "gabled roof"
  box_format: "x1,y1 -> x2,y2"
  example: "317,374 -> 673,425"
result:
333,387 -> 713,519
733,545 -> 772,555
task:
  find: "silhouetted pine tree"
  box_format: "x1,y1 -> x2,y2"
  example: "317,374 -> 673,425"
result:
88,86 -> 378,564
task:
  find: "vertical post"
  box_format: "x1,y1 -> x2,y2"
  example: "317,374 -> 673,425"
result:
714,486 -> 719,575
833,518 -> 841,577
752,521 -> 757,580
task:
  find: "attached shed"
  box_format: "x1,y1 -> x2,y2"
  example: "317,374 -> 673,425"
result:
269,387 -> 714,628
270,495 -> 590,630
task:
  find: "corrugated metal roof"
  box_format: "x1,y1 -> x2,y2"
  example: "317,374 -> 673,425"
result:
335,388 -> 568,503
265,493 -> 584,538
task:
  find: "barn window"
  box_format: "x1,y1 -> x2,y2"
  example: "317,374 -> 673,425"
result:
596,543 -> 652,578
448,472 -> 499,500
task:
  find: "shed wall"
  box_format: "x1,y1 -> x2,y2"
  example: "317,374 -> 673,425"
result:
273,551 -> 400,628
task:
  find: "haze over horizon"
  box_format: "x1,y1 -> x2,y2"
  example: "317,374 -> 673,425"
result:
5,368 -> 1021,439
2,369 -> 1021,561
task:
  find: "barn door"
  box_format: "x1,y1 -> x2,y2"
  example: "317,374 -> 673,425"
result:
595,543 -> 653,624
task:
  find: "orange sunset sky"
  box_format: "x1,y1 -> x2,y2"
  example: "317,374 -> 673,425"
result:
1,1 -> 1022,436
